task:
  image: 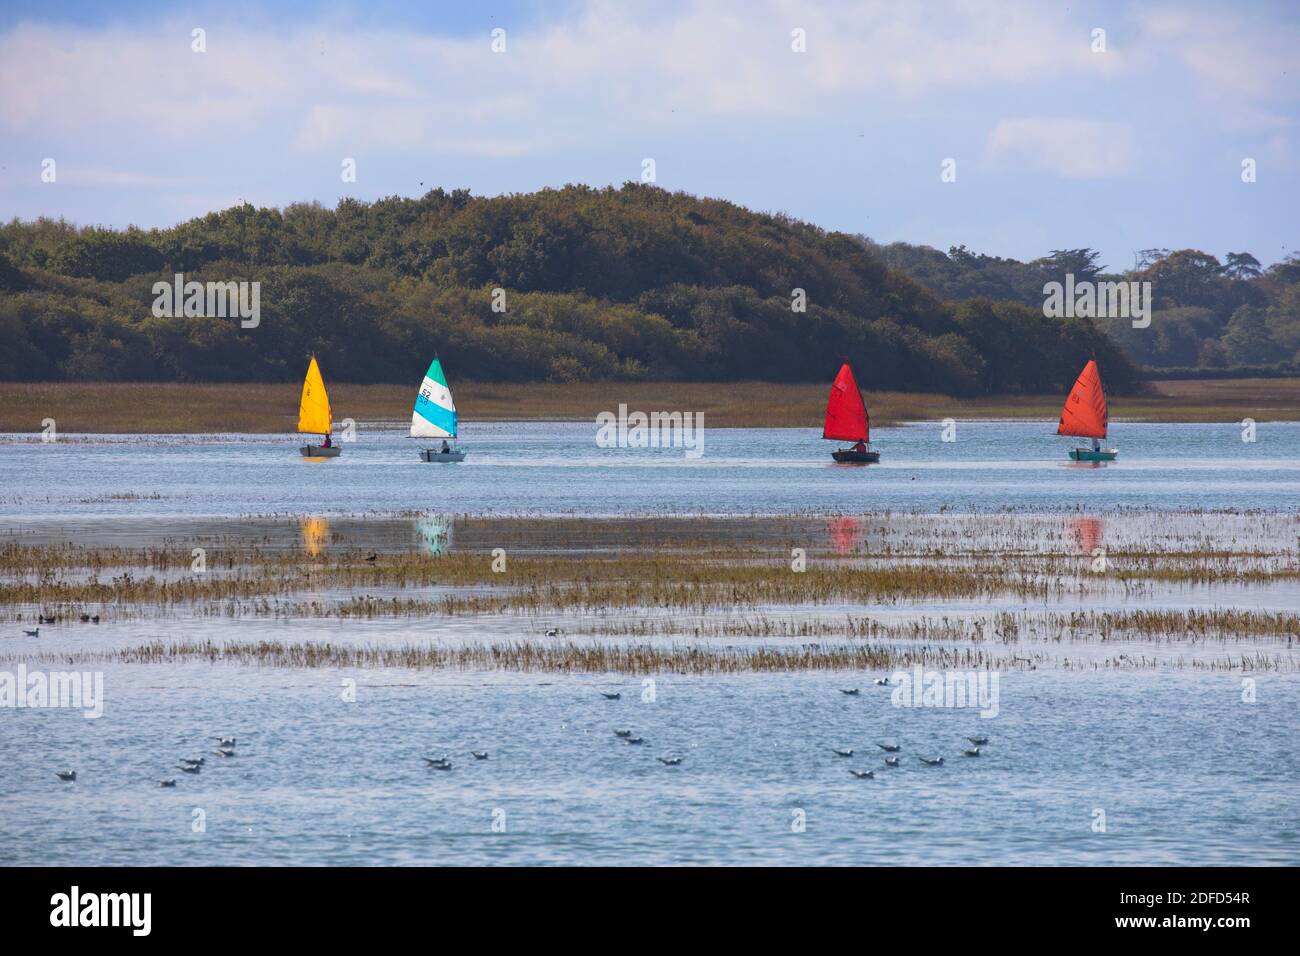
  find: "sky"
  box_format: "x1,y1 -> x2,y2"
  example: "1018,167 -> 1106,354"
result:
1,0 -> 1297,269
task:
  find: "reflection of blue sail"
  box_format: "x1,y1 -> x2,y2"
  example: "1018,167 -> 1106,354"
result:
416,516 -> 452,556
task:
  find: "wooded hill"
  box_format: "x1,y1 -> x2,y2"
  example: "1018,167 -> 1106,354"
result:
0,184 -> 1141,394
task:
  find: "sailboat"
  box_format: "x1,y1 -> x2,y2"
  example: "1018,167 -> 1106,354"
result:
824,362 -> 879,463
298,355 -> 340,457
412,356 -> 466,462
1058,359 -> 1117,461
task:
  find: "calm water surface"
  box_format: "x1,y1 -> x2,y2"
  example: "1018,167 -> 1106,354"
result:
2,667 -> 1296,866
1,421 -> 1297,865
1,421 -> 1298,518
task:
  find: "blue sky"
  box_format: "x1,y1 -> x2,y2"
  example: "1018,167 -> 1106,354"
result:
1,0 -> 1296,269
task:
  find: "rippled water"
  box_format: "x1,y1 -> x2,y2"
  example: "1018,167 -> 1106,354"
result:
2,666 -> 1296,866
2,421 -> 1297,865
2,421 -> 1298,518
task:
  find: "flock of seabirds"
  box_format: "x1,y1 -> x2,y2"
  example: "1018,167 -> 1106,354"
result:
49,681 -> 990,787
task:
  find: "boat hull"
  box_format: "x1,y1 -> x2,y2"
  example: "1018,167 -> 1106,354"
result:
300,445 -> 341,458
420,449 -> 467,463
1068,448 -> 1117,462
831,449 -> 880,464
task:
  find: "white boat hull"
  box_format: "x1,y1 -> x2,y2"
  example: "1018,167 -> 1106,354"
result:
420,449 -> 466,463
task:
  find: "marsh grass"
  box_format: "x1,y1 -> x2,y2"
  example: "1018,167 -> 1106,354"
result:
2,378 -> 1298,432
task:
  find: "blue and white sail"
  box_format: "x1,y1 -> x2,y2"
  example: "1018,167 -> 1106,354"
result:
411,357 -> 458,439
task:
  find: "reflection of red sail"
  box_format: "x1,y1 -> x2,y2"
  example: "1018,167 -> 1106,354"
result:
823,363 -> 869,443
1058,360 -> 1108,439
1071,516 -> 1103,555
828,516 -> 861,555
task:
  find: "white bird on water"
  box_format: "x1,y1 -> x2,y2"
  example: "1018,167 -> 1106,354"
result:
178,764 -> 201,774
884,756 -> 900,767
877,743 -> 901,753
849,769 -> 874,779
657,756 -> 682,766
214,737 -> 236,748
832,748 -> 854,757
471,751 -> 489,760
55,770 -> 76,782
919,756 -> 944,766
839,688 -> 860,696
181,757 -> 205,767
962,747 -> 981,757
424,757 -> 452,770
874,677 -> 891,686
613,729 -> 633,738
22,628 -> 39,637
159,779 -> 177,788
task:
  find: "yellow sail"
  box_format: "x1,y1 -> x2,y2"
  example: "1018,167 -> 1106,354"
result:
298,356 -> 333,435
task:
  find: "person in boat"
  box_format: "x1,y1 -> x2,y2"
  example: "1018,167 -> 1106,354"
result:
322,434 -> 332,448
1091,438 -> 1100,453
852,441 -> 867,453
440,440 -> 450,454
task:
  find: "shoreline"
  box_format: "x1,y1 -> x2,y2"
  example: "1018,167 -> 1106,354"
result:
1,378 -> 1298,432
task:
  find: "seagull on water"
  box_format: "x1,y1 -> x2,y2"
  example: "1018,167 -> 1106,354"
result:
962,747 -> 981,757
424,757 -> 452,770
613,729 -> 633,738
212,748 -> 235,757
919,756 -> 944,766
876,743 -> 901,753
22,628 -> 39,637
471,751 -> 489,760
545,628 -> 560,638
657,757 -> 682,766
178,764 -> 201,774
839,688 -> 860,696
214,737 -> 236,748
884,756 -> 900,767
874,677 -> 891,686
180,757 -> 205,767
832,748 -> 854,757
849,769 -> 875,779
159,779 -> 177,788
966,736 -> 989,745
625,736 -> 645,745
601,692 -> 621,700
56,770 -> 76,782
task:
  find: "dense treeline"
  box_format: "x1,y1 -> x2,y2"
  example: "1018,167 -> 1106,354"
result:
0,184 -> 1141,394
868,241 -> 1300,372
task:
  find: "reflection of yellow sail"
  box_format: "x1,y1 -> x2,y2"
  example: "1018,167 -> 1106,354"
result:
298,356 -> 332,435
302,517 -> 329,557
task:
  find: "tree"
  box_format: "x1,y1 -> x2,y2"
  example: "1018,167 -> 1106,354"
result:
1223,252 -> 1263,280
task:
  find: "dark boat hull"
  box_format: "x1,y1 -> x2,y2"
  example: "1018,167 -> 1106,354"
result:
831,449 -> 880,464
1068,448 -> 1117,462
300,445 -> 341,457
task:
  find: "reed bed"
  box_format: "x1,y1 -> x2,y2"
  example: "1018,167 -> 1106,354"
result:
3,378 -> 1298,432
7,637 -> 1284,673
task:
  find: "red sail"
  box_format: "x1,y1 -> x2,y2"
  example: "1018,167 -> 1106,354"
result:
823,363 -> 869,443
1057,360 -> 1108,439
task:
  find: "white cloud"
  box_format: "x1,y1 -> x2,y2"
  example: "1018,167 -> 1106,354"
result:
985,118 -> 1133,179
0,1 -> 1130,158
